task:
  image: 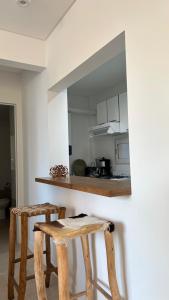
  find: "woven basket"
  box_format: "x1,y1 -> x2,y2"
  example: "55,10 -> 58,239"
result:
49,165 -> 68,178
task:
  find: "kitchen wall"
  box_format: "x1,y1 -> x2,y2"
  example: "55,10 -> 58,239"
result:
68,81 -> 130,176
68,93 -> 96,169
22,1 -> 169,300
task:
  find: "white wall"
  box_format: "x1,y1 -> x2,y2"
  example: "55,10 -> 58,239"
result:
22,70 -> 57,247
22,70 -> 49,207
0,70 -> 21,102
47,1 -> 169,299
21,1 -> 169,300
48,90 -> 69,168
0,29 -> 46,71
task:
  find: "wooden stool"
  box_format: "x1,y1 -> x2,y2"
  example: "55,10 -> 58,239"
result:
8,202 -> 66,300
34,214 -> 121,300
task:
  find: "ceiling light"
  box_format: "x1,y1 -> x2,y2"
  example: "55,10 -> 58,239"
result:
16,0 -> 31,7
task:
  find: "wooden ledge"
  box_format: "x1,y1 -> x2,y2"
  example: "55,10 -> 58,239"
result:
35,176 -> 131,197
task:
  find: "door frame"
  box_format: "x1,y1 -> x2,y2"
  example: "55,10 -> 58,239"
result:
0,100 -> 24,209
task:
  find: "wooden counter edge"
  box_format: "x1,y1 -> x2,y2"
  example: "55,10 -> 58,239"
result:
35,177 -> 72,189
35,177 -> 131,197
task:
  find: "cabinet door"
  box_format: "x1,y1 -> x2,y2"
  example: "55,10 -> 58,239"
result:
97,101 -> 107,124
107,96 -> 119,122
119,92 -> 128,132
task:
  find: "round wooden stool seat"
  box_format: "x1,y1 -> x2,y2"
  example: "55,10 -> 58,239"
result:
34,214 -> 121,300
8,203 -> 66,300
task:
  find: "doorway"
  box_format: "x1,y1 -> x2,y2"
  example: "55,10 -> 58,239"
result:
0,104 -> 16,226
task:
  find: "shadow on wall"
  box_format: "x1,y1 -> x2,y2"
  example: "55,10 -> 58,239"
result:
91,222 -> 128,300
64,216 -> 128,299
49,207 -> 128,299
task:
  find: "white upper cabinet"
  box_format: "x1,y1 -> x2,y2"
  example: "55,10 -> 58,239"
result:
96,92 -> 128,133
119,92 -> 128,133
97,100 -> 107,124
107,96 -> 119,122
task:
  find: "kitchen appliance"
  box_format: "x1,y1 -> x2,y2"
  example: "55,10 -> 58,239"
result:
98,157 -> 111,178
85,157 -> 111,178
85,167 -> 100,178
89,122 -> 120,137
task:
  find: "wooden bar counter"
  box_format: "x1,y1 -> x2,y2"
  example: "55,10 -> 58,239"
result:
35,176 -> 131,197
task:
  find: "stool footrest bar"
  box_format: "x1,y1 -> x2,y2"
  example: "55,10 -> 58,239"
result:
13,279 -> 19,292
26,274 -> 35,281
93,280 -> 112,300
13,250 -> 47,263
70,290 -> 87,299
48,264 -> 58,275
14,266 -> 58,288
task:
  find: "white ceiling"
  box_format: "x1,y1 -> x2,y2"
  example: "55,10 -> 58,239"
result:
0,0 -> 76,40
68,52 -> 127,97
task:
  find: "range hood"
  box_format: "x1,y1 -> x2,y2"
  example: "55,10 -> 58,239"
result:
89,122 -> 120,137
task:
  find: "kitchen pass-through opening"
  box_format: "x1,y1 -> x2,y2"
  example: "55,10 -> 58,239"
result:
67,32 -> 131,180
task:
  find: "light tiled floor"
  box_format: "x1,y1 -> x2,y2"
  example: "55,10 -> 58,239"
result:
0,219 -> 58,299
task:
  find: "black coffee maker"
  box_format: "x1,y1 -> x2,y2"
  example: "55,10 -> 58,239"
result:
98,157 -> 111,178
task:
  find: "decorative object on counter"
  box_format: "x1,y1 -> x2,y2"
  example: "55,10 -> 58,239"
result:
34,214 -> 121,300
49,165 -> 68,178
72,159 -> 87,176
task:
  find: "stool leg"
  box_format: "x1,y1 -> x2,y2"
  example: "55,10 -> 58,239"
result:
58,207 -> 66,219
34,230 -> 47,300
81,235 -> 94,300
104,230 -> 121,300
8,212 -> 16,300
18,214 -> 28,300
56,241 -> 70,300
45,213 -> 51,288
